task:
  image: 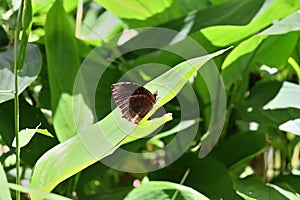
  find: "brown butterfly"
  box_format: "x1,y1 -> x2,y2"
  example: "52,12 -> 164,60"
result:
111,82 -> 157,124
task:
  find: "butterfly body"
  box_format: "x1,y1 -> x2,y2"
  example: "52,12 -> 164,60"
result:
111,82 -> 157,124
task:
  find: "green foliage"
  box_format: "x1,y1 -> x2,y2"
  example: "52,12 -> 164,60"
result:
124,180 -> 209,200
17,0 -> 32,70
0,0 -> 300,199
0,45 -> 41,104
45,0 -> 80,142
29,40 -> 227,197
0,162 -> 10,200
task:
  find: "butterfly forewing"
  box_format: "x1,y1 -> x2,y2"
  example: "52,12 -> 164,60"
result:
112,82 -> 140,116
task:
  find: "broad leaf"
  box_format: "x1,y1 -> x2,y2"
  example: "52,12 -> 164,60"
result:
236,81 -> 300,128
268,184 -> 300,200
8,183 -> 71,200
0,163 -> 10,200
146,119 -> 198,145
45,0 -> 80,141
222,10 -> 300,87
211,131 -> 267,168
124,181 -> 209,200
263,81 -> 300,135
272,174 -> 300,194
234,175 -> 294,200
12,124 -> 53,148
263,82 -> 300,110
149,155 -> 239,199
201,0 -> 300,46
0,97 -> 57,166
0,44 -> 42,104
30,48 -> 229,196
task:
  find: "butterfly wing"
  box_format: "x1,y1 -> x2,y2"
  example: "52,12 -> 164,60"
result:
128,94 -> 156,123
111,82 -> 141,119
132,86 -> 157,103
111,82 -> 157,124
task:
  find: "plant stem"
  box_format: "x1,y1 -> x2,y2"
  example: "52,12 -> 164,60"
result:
171,168 -> 190,200
14,36 -> 21,200
14,1 -> 24,200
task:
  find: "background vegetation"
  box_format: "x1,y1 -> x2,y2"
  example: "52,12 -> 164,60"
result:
0,0 -> 300,199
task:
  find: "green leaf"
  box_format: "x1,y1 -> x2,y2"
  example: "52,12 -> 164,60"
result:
96,0 -> 263,29
288,57 -> 300,84
201,0 -> 300,46
95,0 -> 205,27
221,9 -> 300,88
149,155 -> 238,199
124,181 -> 209,200
146,119 -> 198,145
8,183 -> 71,200
236,191 -> 256,200
255,32 -> 299,68
263,82 -> 300,110
0,23 -> 9,48
211,131 -> 267,168
0,97 -> 57,166
272,174 -> 300,193
96,0 -> 173,20
17,0 -> 33,70
0,44 -> 42,104
30,48 -> 229,195
236,81 -> 300,129
258,10 -> 300,35
268,184 -> 300,200
12,124 -> 40,148
12,124 -> 53,148
263,81 -> 300,135
79,4 -> 123,44
222,33 -> 299,87
0,163 -> 11,200
237,106 -> 300,130
234,175 -> 291,200
45,0 -> 80,141
247,81 -> 283,107
36,129 -> 54,137
30,114 -> 171,198
32,0 -> 83,14
119,114 -> 177,146
222,28 -> 299,87
223,10 -> 300,71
